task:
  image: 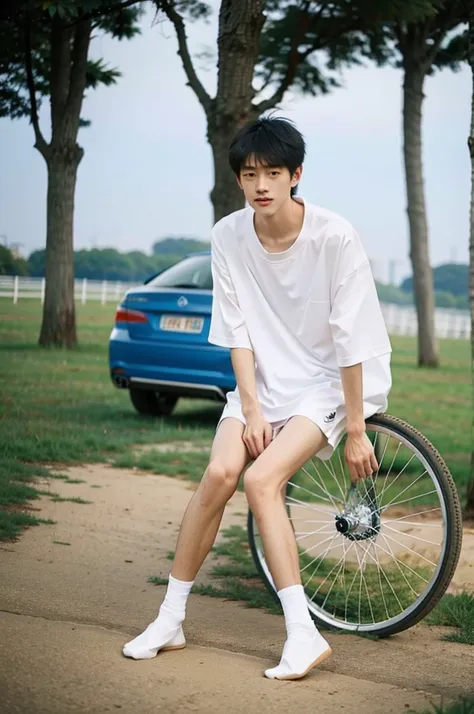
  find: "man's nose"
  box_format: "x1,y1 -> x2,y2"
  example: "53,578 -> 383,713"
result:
256,176 -> 268,193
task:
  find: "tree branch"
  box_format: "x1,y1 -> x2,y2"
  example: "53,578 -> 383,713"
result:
67,17 -> 92,125
67,0 -> 141,28
253,0 -> 314,113
425,3 -> 463,68
393,21 -> 407,54
50,15 -> 72,123
24,12 -> 48,158
252,46 -> 314,114
158,0 -> 212,115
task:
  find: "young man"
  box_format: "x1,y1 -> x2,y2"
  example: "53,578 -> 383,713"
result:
123,117 -> 392,680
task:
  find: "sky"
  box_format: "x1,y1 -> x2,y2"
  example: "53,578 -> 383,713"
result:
0,4 -> 470,285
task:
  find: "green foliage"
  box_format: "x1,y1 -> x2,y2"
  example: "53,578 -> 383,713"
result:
426,591 -> 474,645
26,239 -> 209,280
401,264 -> 468,298
0,244 -> 29,275
376,281 -> 414,306
0,0 -> 141,122
152,236 -> 210,255
256,1 -> 466,106
256,1 -> 440,101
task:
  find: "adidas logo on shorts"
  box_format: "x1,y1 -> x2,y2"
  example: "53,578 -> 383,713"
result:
324,411 -> 336,424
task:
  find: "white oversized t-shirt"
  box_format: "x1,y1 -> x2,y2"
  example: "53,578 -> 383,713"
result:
208,197 -> 392,459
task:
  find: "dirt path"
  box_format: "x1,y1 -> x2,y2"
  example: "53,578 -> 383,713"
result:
0,464 -> 473,714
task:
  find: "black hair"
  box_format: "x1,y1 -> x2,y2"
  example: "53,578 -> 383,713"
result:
228,116 -> 306,197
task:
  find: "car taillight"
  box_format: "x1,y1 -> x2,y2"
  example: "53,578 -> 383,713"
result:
115,307 -> 148,324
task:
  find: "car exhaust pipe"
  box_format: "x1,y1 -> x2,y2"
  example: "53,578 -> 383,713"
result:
113,375 -> 129,389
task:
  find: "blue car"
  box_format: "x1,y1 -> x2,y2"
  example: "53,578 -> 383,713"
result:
109,251 -> 235,416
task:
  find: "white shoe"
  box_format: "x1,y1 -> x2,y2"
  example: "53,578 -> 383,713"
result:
122,623 -> 186,660
264,630 -> 332,680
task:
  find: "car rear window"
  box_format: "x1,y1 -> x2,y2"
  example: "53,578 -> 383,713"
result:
148,254 -> 213,290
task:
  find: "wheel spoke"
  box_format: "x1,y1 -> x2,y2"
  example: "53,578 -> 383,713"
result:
301,462 -> 344,508
380,531 -> 438,569
298,466 -> 344,506
285,494 -> 337,516
295,524 -> 335,541
302,535 -> 340,584
299,533 -> 338,558
380,489 -> 438,512
378,439 -> 403,500
380,470 -> 429,510
382,523 -> 440,547
249,418 -> 459,635
378,532 -> 421,598
319,457 -> 347,503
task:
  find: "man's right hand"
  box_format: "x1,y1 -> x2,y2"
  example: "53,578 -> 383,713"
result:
242,408 -> 273,460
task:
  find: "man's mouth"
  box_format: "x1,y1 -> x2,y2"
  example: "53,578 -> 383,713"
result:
255,198 -> 272,205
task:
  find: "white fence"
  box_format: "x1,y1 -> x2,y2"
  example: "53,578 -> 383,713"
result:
0,276 -> 141,306
0,276 -> 470,340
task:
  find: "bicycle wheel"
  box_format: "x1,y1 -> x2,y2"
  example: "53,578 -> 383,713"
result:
248,414 -> 463,637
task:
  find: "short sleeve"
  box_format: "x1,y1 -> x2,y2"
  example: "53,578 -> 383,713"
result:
329,233 -> 391,367
208,227 -> 253,351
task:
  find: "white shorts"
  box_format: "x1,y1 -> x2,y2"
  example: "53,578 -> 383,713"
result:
217,407 -> 348,461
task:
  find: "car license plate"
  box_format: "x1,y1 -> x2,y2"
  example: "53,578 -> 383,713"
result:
160,315 -> 204,334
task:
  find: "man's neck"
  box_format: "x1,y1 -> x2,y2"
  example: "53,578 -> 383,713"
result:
254,197 -> 305,251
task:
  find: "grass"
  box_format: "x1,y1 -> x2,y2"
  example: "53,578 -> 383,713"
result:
426,592 -> 474,645
150,525 -> 281,615
0,297 -> 471,534
1,300 -> 473,645
152,525 -> 473,646
0,299 -> 219,538
411,700 -> 474,714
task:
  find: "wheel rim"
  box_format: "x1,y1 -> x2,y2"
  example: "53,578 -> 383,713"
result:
251,422 -> 451,633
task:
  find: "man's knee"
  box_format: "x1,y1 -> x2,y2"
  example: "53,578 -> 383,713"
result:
201,459 -> 240,505
244,463 -> 281,509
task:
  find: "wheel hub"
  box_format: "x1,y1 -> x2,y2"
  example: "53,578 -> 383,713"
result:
335,498 -> 380,541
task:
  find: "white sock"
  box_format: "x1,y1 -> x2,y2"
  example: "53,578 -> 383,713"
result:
123,574 -> 194,660
279,584 -> 314,635
159,573 -> 194,624
264,584 -> 332,680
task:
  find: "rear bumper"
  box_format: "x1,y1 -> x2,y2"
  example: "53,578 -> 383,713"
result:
127,377 -> 227,401
109,328 -> 235,400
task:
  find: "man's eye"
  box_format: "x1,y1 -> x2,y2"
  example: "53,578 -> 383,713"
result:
270,171 -> 280,177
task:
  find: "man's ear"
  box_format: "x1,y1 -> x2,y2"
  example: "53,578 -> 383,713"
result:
236,175 -> 244,190
291,165 -> 303,187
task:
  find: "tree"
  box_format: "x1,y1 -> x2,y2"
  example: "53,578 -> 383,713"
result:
0,0 -> 141,347
153,1 -> 437,223
157,1 -> 465,368
466,0 -> 474,520
401,263 -> 468,297
261,1 -> 467,367
0,244 -> 29,275
155,0 -> 388,222
374,2 -> 468,366
152,236 -> 210,254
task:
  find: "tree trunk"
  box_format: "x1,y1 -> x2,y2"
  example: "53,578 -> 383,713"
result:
465,3 -> 474,521
403,65 -> 439,367
39,148 -> 82,347
209,121 -> 247,222
208,0 -> 266,222
37,16 -> 91,348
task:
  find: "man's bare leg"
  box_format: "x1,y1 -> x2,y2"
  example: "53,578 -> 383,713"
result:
123,418 -> 251,659
171,418 -> 250,580
244,416 -> 332,680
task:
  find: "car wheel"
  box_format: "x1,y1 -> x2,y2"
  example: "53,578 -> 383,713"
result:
129,388 -> 178,417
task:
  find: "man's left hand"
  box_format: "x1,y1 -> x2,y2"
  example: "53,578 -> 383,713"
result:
345,431 -> 378,484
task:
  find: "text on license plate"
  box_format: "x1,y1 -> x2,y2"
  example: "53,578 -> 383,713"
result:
160,315 -> 204,334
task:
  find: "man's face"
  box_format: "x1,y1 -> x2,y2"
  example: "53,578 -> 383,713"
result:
237,156 -> 302,217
